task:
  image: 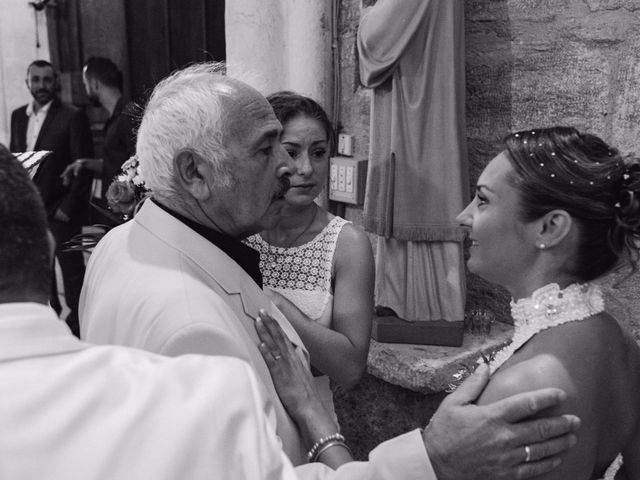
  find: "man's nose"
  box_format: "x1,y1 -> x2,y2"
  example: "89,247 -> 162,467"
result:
276,143 -> 295,177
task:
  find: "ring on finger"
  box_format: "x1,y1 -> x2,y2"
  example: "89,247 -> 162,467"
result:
524,445 -> 532,463
274,354 -> 282,360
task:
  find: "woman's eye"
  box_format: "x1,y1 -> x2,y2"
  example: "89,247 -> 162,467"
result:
476,194 -> 488,206
260,146 -> 273,156
312,149 -> 327,159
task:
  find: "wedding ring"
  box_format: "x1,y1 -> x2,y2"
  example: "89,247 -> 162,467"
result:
274,354 -> 282,360
524,445 -> 532,463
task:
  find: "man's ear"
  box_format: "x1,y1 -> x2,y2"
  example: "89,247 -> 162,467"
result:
535,209 -> 572,249
173,149 -> 211,201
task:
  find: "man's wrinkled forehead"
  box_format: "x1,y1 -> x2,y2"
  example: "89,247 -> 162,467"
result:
224,88 -> 278,140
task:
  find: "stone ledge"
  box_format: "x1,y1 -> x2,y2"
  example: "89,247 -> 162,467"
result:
366,321 -> 514,394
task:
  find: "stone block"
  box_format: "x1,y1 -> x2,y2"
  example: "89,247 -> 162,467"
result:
371,317 -> 465,347
367,321 -> 514,394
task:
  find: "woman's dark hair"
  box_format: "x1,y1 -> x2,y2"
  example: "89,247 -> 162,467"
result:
266,91 -> 336,155
503,126 -> 640,282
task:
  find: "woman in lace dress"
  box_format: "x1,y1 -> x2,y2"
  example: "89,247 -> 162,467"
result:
457,126 -> 640,479
245,92 -> 374,419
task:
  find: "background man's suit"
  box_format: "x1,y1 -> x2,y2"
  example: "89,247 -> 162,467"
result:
10,97 -> 94,336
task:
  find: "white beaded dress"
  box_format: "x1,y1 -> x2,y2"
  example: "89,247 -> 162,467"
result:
245,216 -> 350,420
486,283 -> 622,479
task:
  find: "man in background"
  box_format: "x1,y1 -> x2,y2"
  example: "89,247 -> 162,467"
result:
61,56 -> 138,225
9,59 -> 94,337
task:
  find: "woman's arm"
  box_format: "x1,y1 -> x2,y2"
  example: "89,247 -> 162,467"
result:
255,309 -> 353,469
268,224 -> 374,389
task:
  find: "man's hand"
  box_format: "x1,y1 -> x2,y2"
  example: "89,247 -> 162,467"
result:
53,208 -> 70,223
61,158 -> 102,186
424,364 -> 580,480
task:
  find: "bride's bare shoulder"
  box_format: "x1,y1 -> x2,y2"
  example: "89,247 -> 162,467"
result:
478,314 -> 622,406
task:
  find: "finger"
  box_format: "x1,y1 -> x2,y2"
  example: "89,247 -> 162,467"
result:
514,457 -> 562,480
444,363 -> 490,406
256,313 -> 289,363
255,315 -> 278,353
497,430 -> 577,470
257,340 -> 282,367
526,433 -> 577,462
510,414 -> 580,446
258,309 -> 294,352
485,388 -> 568,422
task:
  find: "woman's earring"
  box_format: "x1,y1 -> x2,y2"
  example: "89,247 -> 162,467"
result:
538,243 -> 546,250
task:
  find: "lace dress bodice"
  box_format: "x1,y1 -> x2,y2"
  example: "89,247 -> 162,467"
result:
245,216 -> 350,327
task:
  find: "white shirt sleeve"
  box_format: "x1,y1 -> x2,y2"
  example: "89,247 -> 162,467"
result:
294,429 -> 437,480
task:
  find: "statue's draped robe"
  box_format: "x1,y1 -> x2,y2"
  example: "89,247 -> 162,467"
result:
358,0 -> 468,321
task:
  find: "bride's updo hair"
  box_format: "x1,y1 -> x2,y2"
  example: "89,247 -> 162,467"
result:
503,126 -> 640,282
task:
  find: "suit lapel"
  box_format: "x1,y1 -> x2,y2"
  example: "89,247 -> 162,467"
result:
15,108 -> 29,152
34,98 -> 59,151
134,201 -> 309,361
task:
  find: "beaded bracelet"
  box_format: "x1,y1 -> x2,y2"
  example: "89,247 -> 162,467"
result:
312,440 -> 352,463
307,433 -> 346,461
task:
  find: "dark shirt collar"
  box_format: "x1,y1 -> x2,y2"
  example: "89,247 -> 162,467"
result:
151,198 -> 262,287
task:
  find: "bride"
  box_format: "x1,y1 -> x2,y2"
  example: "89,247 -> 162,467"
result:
457,126 -> 640,479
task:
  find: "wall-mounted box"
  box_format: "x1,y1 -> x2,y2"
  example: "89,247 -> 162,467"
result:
328,156 -> 368,205
337,133 -> 354,156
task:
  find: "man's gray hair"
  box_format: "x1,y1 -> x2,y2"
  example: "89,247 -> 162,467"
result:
136,62 -> 235,203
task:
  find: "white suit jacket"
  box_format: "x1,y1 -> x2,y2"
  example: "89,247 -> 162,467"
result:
0,303 -> 434,479
80,200 -> 311,464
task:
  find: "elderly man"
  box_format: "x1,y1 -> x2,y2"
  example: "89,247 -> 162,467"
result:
80,63 -> 579,476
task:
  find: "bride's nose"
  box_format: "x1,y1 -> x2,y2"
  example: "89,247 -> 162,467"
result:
456,203 -> 472,226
